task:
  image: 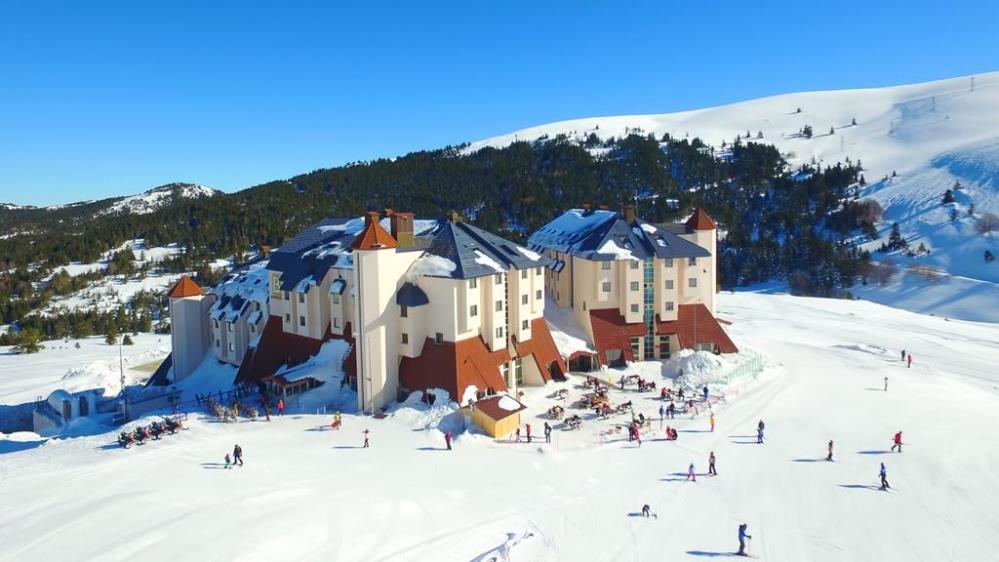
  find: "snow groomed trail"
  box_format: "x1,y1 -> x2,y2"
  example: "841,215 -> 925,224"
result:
2,291 -> 999,561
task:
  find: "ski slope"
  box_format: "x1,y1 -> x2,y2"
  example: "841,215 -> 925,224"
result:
470,72 -> 999,321
2,291 -> 998,561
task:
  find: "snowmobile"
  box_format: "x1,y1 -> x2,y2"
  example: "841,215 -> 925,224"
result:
149,422 -> 167,439
118,431 -> 135,449
164,417 -> 183,434
133,425 -> 150,444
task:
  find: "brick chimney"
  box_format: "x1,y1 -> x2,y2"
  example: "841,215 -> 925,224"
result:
365,210 -> 380,225
582,203 -> 593,216
391,211 -> 415,248
598,204 -> 609,211
259,244 -> 271,258
448,210 -> 462,224
623,204 -> 637,225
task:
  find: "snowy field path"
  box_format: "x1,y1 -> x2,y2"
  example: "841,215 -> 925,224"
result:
3,292 -> 999,561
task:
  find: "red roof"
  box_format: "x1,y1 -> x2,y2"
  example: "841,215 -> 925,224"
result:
399,335 -> 510,400
168,276 -> 203,298
472,394 -> 526,421
656,303 -> 738,353
351,211 -> 398,250
513,318 -> 567,381
235,315 -> 339,385
589,308 -> 646,364
685,208 -> 717,231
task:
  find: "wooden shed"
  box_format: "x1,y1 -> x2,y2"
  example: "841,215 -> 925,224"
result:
466,394 -> 527,438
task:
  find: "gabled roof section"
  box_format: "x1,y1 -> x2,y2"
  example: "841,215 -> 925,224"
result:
418,219 -> 553,280
396,282 -> 430,307
168,276 -> 203,298
352,212 -> 398,251
268,217 -> 363,292
529,209 -> 710,261
685,208 -> 717,231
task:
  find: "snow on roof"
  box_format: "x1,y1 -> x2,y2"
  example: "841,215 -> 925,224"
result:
410,255 -> 458,278
640,223 -> 657,234
515,246 -> 542,261
473,249 -> 505,273
597,239 -> 635,261
497,395 -> 522,411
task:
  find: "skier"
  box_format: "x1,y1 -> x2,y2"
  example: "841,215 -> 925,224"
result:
668,402 -> 676,419
665,425 -> 672,440
362,429 -> 370,448
678,388 -> 685,402
659,404 -> 665,422
641,504 -> 651,518
891,431 -> 903,453
445,430 -> 452,451
526,423 -> 532,444
757,420 -> 765,444
264,404 -> 271,422
544,422 -> 552,444
709,412 -> 715,433
879,462 -> 890,490
660,387 -> 668,401
907,354 -> 913,369
687,462 -> 696,482
884,376 -> 888,392
224,453 -> 232,469
515,427 -> 522,443
277,399 -> 285,416
901,349 -> 906,362
332,411 -> 342,430
738,523 -> 752,556
233,444 -> 243,467
708,451 -> 717,476
827,440 -> 834,461
703,385 -> 709,402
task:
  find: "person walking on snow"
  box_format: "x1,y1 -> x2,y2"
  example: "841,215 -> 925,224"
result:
526,423 -> 532,444
891,431 -> 903,453
445,430 -> 452,451
659,404 -> 665,423
884,377 -> 888,392
907,354 -> 913,369
277,399 -> 285,416
362,429 -> 370,448
224,453 -> 232,469
879,462 -> 890,490
515,427 -> 522,443
332,411 -> 342,430
710,412 -> 716,433
641,504 -> 651,518
901,349 -> 906,362
738,523 -> 752,556
827,440 -> 834,461
703,385 -> 709,402
233,444 -> 243,467
544,422 -> 552,444
708,451 -> 717,476
667,402 -> 675,419
757,420 -> 765,444
687,462 -> 696,482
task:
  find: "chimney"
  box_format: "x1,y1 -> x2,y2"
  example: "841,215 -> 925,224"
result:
598,204 -> 609,211
623,204 -> 637,225
391,211 -> 415,248
259,244 -> 271,258
365,210 -> 381,225
448,210 -> 462,224
582,203 -> 593,216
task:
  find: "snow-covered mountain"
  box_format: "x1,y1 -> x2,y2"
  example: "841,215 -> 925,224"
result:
98,183 -> 220,216
470,72 -> 999,321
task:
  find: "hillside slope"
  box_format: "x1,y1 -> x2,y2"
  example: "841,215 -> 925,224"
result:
470,72 -> 999,319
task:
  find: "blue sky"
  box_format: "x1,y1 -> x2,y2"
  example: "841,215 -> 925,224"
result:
1,1 -> 997,206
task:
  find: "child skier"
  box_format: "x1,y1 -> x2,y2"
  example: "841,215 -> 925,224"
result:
224,453 -> 232,469
708,452 -> 717,476
544,422 -> 552,444
827,440 -> 834,461
757,420 -> 765,444
687,462 -> 696,482
884,376 -> 888,392
891,431 -> 903,452
879,462 -> 890,490
362,429 -> 370,448
738,523 -> 752,556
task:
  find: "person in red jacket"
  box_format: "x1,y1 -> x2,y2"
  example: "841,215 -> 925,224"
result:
891,431 -> 903,453
526,423 -> 532,444
907,354 -> 913,369
277,399 -> 285,416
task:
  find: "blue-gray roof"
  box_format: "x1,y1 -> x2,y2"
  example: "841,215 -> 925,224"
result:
422,221 -> 553,280
268,217 -> 364,291
528,209 -> 710,261
395,282 -> 430,306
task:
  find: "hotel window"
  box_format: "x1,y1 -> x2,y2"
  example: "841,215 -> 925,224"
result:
665,301 -> 674,311
284,313 -> 291,323
250,325 -> 255,334
689,278 -> 698,288
495,300 -> 503,312
515,358 -> 524,386
535,289 -> 542,300
213,319 -> 219,328
332,295 -> 340,305
299,316 -> 306,327
521,319 -> 529,330
630,260 -> 639,270
227,323 -> 233,332
664,258 -> 673,268
435,332 -> 444,345
688,257 -> 697,266
470,304 -> 478,317
602,281 -> 611,292
521,294 -> 528,305
521,269 -> 527,279
283,291 -> 290,300
215,339 -> 220,348
494,274 -> 502,284
630,281 -> 640,291
298,293 -> 305,303
659,335 -> 671,359
601,261 -> 611,270
469,278 -> 478,289
228,342 -> 234,352
401,333 -> 409,344
334,317 -> 341,328
400,305 -> 408,318
630,304 -> 639,313
535,267 -> 541,276
495,327 -> 504,338
665,279 -> 674,290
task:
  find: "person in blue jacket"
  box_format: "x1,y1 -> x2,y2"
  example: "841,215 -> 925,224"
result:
879,462 -> 890,490
738,523 -> 752,556
703,385 -> 709,401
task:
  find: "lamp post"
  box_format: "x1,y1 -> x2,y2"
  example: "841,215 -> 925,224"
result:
119,334 -> 129,422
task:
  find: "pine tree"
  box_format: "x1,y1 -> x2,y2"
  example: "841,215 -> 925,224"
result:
122,334 -> 134,345
942,189 -> 956,204
105,323 -> 118,346
887,223 -> 907,251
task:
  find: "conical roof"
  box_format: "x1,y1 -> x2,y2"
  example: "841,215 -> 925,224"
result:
168,276 -> 204,298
